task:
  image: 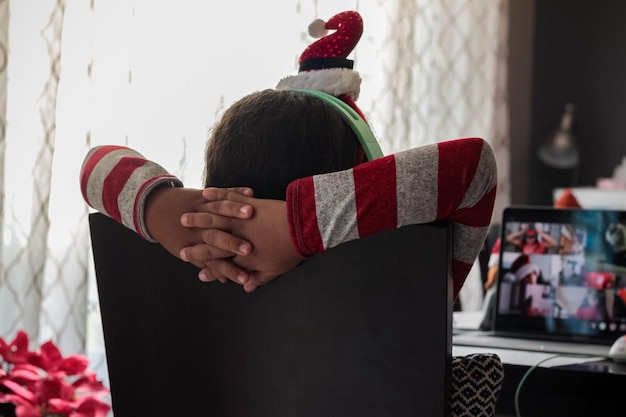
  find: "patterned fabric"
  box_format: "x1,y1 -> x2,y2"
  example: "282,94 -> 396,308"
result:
80,145 -> 183,242
451,353 -> 504,417
286,137 -> 497,299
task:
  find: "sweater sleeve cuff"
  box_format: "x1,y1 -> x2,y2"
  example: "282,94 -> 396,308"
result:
134,176 -> 183,242
286,177 -> 325,258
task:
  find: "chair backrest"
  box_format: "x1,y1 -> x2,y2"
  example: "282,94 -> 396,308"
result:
89,212 -> 453,417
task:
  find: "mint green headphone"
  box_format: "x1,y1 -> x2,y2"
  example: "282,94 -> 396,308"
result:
292,89 -> 384,161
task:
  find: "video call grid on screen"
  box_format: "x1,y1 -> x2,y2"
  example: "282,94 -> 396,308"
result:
495,208 -> 626,339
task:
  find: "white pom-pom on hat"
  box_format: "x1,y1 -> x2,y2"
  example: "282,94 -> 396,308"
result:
308,18 -> 328,38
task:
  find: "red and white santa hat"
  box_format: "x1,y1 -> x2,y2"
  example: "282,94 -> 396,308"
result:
504,254 -> 539,282
276,10 -> 366,119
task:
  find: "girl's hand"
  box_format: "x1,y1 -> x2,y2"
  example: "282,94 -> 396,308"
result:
180,188 -> 303,291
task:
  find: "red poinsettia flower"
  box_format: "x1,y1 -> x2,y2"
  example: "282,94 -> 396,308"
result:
4,376 -> 110,417
0,331 -> 30,364
1,330 -> 111,417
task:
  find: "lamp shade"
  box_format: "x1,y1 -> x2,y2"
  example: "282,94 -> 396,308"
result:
538,103 -> 579,169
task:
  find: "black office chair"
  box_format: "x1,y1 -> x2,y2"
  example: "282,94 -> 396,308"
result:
89,212 -> 501,417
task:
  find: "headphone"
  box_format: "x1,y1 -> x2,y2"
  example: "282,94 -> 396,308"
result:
292,89 -> 384,161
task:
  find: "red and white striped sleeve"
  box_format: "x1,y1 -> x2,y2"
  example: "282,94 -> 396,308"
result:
79,145 -> 183,242
285,137 -> 497,299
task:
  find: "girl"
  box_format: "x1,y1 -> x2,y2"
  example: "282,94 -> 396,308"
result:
80,11 -> 497,299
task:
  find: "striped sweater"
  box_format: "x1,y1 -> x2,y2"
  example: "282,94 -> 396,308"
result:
80,137 -> 497,298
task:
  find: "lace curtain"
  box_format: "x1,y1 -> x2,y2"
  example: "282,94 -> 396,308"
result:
0,0 -> 509,377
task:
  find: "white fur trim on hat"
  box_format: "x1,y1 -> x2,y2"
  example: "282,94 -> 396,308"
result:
275,68 -> 361,100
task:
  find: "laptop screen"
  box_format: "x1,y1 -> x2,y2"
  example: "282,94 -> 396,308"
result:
494,206 -> 626,343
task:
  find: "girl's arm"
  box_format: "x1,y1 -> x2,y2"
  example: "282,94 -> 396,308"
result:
79,145 -> 250,271
183,137 -> 497,298
284,137 -> 497,298
80,145 -> 183,241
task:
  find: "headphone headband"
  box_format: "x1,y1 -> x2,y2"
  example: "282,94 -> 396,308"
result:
291,89 -> 383,161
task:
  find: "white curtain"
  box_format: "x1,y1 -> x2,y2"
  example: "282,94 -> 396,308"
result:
0,0 -> 510,382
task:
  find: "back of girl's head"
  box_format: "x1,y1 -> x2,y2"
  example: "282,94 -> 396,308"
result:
203,89 -> 362,200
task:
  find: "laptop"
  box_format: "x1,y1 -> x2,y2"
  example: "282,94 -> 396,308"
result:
454,206 -> 626,357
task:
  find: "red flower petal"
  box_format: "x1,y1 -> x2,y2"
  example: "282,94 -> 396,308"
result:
11,332 -> 29,351
58,354 -> 89,375
74,396 -> 112,417
73,374 -> 108,394
15,405 -> 41,417
1,331 -> 30,364
41,378 -> 75,402
8,364 -> 40,384
0,379 -> 37,403
48,397 -> 75,414
6,396 -> 41,417
26,351 -> 44,369
39,341 -> 63,371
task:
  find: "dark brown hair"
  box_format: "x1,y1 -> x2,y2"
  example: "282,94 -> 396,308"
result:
203,89 -> 362,200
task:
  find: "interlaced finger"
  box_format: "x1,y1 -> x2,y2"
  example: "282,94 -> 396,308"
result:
181,212 -> 236,230
197,259 -> 249,285
202,187 -> 254,202
199,228 -> 251,256
180,243 -> 234,264
198,199 -> 253,219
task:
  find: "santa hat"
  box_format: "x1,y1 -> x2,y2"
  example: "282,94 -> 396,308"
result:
276,11 -> 366,119
504,254 -> 539,282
